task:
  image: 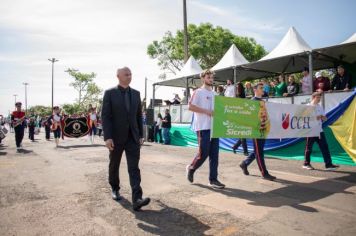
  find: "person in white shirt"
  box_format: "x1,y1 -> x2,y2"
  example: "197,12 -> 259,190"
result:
154,113 -> 163,143
303,92 -> 339,170
185,69 -> 225,189
224,79 -> 236,97
301,67 -> 312,94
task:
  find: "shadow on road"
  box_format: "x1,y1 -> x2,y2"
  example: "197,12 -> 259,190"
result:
17,149 -> 33,154
57,144 -> 106,149
194,171 -> 355,213
118,197 -> 210,235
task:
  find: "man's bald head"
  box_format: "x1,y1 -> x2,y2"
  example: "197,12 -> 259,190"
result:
116,67 -> 132,88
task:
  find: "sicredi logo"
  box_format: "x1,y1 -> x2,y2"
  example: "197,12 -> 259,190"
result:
282,113 -> 311,130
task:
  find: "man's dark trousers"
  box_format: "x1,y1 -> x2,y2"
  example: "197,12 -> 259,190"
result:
14,126 -> 24,147
109,132 -> 142,202
243,139 -> 269,176
190,130 -> 219,181
304,132 -> 332,167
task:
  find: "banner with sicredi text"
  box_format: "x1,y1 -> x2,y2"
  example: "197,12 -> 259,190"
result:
212,96 -> 321,139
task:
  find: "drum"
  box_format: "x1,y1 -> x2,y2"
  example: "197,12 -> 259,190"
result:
2,127 -> 8,134
0,129 -> 5,139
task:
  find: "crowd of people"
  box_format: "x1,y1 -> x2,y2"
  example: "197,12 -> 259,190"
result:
0,103 -> 103,151
214,65 -> 352,99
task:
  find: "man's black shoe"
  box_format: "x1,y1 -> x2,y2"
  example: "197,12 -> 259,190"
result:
243,152 -> 249,156
232,147 -> 237,154
263,174 -> 276,181
111,190 -> 121,201
133,197 -> 151,211
239,162 -> 249,175
186,165 -> 194,183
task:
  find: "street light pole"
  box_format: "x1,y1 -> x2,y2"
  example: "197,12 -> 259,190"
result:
13,94 -> 17,104
23,83 -> 29,115
48,58 -> 59,108
183,0 -> 189,63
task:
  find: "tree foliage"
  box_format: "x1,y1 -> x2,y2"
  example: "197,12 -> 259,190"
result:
147,23 -> 267,78
66,68 -> 103,108
28,105 -> 52,117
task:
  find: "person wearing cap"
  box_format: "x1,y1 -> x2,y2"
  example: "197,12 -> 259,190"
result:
301,67 -> 312,94
330,65 -> 352,91
303,92 -> 339,170
11,102 -> 26,152
313,71 -> 330,92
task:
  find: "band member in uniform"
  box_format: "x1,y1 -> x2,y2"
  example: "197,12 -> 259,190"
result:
11,102 -> 26,152
49,106 -> 62,147
28,114 -> 36,142
43,116 -> 51,140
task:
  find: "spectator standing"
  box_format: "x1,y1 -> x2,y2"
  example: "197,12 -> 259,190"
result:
154,113 -> 163,143
274,75 -> 287,97
217,85 -> 224,96
301,67 -> 312,94
162,109 -> 171,145
224,79 -> 236,97
245,82 -> 254,98
283,75 -> 299,97
313,71 -> 330,92
331,65 -> 352,91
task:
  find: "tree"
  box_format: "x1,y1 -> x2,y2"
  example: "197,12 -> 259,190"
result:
28,105 -> 52,117
66,69 -> 103,108
147,23 -> 267,78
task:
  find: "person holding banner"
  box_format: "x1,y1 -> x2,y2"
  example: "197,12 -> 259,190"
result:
239,83 -> 276,181
11,102 -> 26,152
186,69 -> 225,189
303,92 -> 339,170
102,67 -> 150,211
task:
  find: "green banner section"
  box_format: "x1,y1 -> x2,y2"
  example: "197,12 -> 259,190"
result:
212,96 -> 269,138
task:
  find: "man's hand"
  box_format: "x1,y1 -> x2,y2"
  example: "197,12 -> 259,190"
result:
139,138 -> 145,146
105,139 -> 114,151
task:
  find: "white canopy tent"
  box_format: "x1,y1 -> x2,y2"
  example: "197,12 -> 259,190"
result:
154,56 -> 203,88
211,44 -> 273,83
152,56 -> 203,107
312,32 -> 356,67
243,27 -> 315,74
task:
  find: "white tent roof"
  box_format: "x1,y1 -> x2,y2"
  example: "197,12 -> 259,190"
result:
155,56 -> 202,87
260,26 -> 312,61
212,44 -> 249,71
174,56 -> 202,79
341,33 -> 356,44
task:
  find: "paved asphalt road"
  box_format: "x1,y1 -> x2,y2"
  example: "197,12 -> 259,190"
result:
0,131 -> 355,235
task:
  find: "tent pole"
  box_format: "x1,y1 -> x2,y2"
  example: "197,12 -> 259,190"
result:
186,77 -> 190,104
152,84 -> 156,109
308,52 -> 313,92
233,67 -> 237,84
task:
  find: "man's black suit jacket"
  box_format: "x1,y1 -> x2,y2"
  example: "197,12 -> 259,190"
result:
102,86 -> 143,145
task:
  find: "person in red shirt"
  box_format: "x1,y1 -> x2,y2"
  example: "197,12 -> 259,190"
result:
11,102 -> 26,151
313,71 -> 331,92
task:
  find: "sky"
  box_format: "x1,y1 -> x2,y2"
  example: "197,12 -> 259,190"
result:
0,0 -> 355,115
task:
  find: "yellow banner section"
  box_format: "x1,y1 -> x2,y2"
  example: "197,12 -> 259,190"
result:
330,97 -> 356,162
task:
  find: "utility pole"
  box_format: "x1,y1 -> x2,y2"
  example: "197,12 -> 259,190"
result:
48,58 -> 59,108
183,0 -> 189,63
23,83 -> 29,115
144,77 -> 147,110
13,94 -> 18,104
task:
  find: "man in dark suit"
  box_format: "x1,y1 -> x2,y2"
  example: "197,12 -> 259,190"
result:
102,67 -> 150,211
